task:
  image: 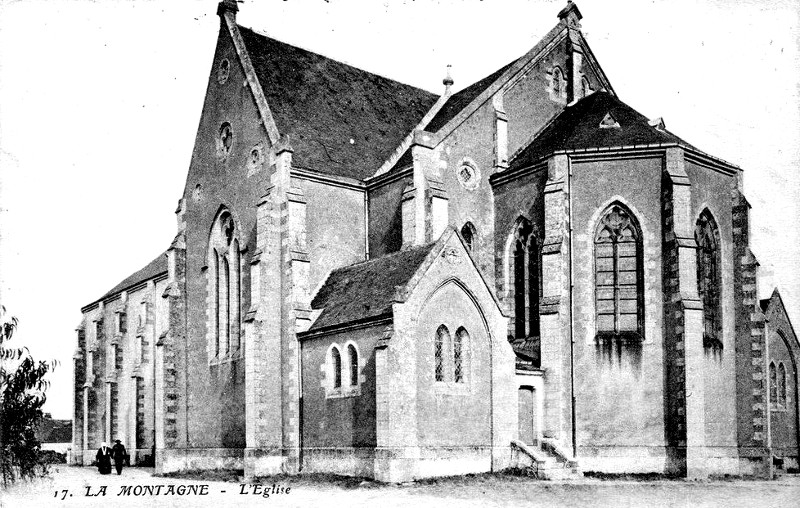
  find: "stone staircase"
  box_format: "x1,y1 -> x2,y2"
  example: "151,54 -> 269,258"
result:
510,439 -> 582,480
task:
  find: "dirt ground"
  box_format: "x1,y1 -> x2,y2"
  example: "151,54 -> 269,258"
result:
2,465 -> 799,508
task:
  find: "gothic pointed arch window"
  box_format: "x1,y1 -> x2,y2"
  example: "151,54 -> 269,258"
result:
348,344 -> 359,387
509,218 -> 541,342
454,327 -> 469,383
331,346 -> 342,389
696,210 -> 722,349
207,209 -> 242,362
435,325 -> 449,382
594,204 -> 644,340
552,67 -> 564,100
778,362 -> 787,407
770,361 -> 778,409
461,222 -> 476,252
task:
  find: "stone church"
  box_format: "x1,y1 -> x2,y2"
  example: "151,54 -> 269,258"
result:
71,1 -> 799,481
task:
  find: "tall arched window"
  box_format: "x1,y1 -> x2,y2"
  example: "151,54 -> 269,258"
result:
770,361 -> 778,408
461,222 -> 476,252
348,344 -> 359,387
594,204 -> 643,339
454,327 -> 468,383
696,210 -> 721,348
510,219 -> 541,341
435,325 -> 449,382
552,67 -> 563,99
207,209 -> 241,360
779,362 -> 787,407
332,347 -> 342,389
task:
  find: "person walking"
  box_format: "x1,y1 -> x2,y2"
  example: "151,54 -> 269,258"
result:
111,439 -> 127,475
95,442 -> 112,475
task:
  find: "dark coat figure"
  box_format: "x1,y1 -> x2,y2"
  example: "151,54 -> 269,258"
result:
95,443 -> 112,475
111,440 -> 127,475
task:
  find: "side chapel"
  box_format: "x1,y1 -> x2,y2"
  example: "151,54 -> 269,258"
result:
72,1 -> 799,481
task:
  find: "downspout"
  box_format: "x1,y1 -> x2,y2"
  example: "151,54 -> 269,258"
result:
364,190 -> 370,261
298,337 -> 304,471
567,157 -> 577,457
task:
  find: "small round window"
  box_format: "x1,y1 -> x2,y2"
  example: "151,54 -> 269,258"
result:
218,123 -> 233,158
456,160 -> 480,190
217,59 -> 230,84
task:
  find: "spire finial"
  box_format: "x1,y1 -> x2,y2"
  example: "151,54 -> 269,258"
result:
217,0 -> 239,18
443,64 -> 454,90
557,1 -> 583,27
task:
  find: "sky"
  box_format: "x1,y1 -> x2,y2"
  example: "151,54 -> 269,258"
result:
0,0 -> 798,420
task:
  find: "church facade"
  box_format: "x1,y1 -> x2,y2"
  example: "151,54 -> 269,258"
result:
71,1 -> 799,482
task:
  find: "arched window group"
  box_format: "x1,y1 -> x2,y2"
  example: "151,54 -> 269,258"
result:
328,342 -> 360,395
208,210 -> 241,360
770,361 -> 788,409
594,204 -> 644,339
696,210 -> 722,349
434,325 -> 469,384
509,219 -> 541,341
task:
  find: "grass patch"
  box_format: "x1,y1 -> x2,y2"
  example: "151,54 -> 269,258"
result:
155,468 -> 244,483
583,471 -> 681,481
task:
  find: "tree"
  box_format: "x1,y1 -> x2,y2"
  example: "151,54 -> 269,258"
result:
0,304 -> 57,486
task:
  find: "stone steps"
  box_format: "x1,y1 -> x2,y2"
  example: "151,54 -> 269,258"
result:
510,439 -> 582,480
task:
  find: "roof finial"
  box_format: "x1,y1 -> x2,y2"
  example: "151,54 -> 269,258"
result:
217,0 -> 239,18
443,64 -> 454,91
557,1 -> 583,27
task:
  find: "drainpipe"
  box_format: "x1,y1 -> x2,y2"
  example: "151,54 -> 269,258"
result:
567,157 -> 577,457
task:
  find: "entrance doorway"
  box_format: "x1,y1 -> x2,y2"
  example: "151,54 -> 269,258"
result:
518,386 -> 536,445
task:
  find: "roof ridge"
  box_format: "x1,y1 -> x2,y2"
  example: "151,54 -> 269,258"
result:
238,25 -> 439,98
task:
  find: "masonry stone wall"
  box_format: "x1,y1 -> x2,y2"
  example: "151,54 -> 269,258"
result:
300,326 -> 379,449
685,161 -> 738,459
298,178 -> 366,292
570,155 -> 667,472
434,100 -> 498,287
368,174 -> 410,257
732,190 -> 770,476
503,38 -> 569,158
177,23 -> 273,457
764,294 -> 800,468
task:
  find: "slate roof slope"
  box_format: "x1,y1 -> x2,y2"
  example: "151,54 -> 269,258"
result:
84,251 -> 168,308
239,26 -> 440,181
386,60 -> 517,172
424,60 -> 516,133
509,91 -> 698,171
309,244 -> 436,331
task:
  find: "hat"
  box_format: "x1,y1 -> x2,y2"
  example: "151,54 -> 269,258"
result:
115,439 -> 121,443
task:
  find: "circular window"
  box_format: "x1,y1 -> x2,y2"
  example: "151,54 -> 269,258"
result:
218,123 -> 233,158
217,59 -> 230,84
456,160 -> 480,190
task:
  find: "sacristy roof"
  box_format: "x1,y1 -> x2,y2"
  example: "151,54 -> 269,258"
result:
308,243 -> 436,332
239,26 -> 440,181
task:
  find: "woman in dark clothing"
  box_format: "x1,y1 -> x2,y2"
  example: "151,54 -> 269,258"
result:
96,442 -> 112,474
111,440 -> 127,475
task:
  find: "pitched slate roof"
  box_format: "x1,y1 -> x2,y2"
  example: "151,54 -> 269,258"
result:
309,244 -> 436,331
239,26 -> 440,181
424,60 -> 516,133
85,252 -> 168,308
509,91 -> 698,170
386,60 -> 517,173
